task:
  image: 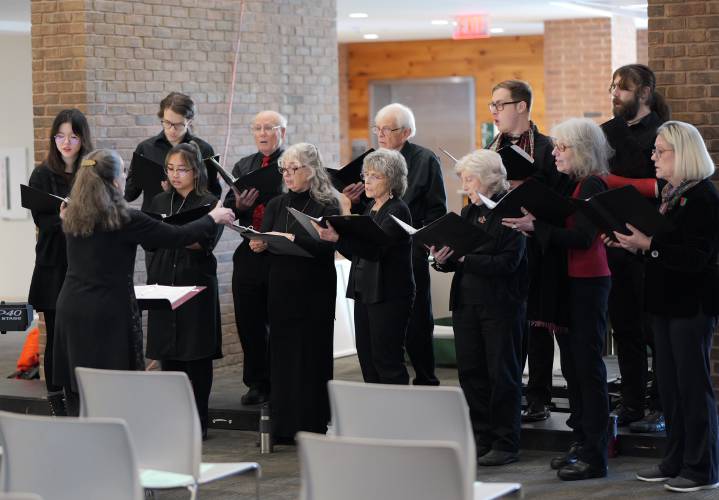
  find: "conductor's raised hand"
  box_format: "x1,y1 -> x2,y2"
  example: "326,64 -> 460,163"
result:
429,245 -> 454,265
161,180 -> 171,192
312,220 -> 339,242
232,187 -> 260,211
208,201 -> 236,225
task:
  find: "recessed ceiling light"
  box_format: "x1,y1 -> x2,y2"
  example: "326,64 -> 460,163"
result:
349,13 -> 368,18
431,20 -> 449,25
490,27 -> 505,34
363,34 -> 379,40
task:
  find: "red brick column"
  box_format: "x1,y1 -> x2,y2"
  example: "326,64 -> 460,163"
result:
648,0 -> 719,403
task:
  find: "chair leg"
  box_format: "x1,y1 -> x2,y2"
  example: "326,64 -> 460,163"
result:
255,467 -> 262,499
144,489 -> 155,499
187,483 -> 198,500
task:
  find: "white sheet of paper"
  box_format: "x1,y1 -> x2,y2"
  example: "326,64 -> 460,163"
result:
389,214 -> 418,234
510,144 -> 534,163
134,285 -> 197,304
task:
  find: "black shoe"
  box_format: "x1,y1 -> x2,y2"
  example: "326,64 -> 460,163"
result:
557,461 -> 607,481
550,442 -> 581,470
477,446 -> 491,459
478,449 -> 519,466
636,465 -> 673,482
664,476 -> 719,492
611,404 -> 644,426
629,411 -> 665,433
241,386 -> 269,406
521,401 -> 550,422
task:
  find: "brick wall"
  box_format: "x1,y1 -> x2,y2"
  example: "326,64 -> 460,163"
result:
32,0 -> 339,371
544,16 -> 638,130
647,0 -> 719,402
637,29 -> 648,65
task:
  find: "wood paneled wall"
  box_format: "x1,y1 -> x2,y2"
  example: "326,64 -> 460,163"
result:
339,36 -> 545,163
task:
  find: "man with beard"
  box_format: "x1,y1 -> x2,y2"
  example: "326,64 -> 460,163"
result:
602,64 -> 671,433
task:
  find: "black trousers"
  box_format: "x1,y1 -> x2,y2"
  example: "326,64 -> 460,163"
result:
651,313 -> 718,484
405,252 -> 438,385
162,358 -> 214,433
41,310 -> 63,393
521,323 -> 555,406
556,277 -> 610,468
354,297 -> 412,385
453,303 -> 523,453
608,250 -> 660,410
232,254 -> 270,392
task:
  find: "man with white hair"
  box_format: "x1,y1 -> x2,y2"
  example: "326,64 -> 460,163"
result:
224,110 -> 287,405
372,102 -> 447,385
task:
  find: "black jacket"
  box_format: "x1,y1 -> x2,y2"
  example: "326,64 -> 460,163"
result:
27,164 -> 73,311
433,199 -> 527,316
125,130 -> 220,209
644,179 -> 719,317
399,141 -> 447,229
145,190 -> 223,361
602,112 -> 664,179
336,197 -> 415,304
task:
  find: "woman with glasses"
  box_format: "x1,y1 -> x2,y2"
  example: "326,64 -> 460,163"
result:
315,149 -> 415,385
249,142 -> 340,443
125,92 -> 221,211
144,142 -> 223,439
28,108 -> 93,416
607,121 -> 719,493
503,118 -> 612,481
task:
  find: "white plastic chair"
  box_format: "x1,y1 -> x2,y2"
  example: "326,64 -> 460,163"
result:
298,432 -> 465,500
328,380 -> 521,500
0,411 -> 143,500
75,367 -> 260,499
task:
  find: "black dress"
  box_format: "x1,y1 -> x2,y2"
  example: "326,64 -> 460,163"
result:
260,190 -> 338,440
335,197 -> 415,385
53,210 -> 216,392
28,164 -> 73,392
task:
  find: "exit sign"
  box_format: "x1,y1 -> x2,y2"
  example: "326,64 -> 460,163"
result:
453,14 -> 490,40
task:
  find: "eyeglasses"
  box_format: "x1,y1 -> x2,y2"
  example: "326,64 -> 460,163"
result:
251,124 -> 282,134
651,147 -> 674,158
165,166 -> 193,176
552,141 -> 573,153
371,126 -> 402,136
360,172 -> 386,182
54,134 -> 81,145
160,119 -> 189,131
277,162 -> 306,175
488,100 -> 521,112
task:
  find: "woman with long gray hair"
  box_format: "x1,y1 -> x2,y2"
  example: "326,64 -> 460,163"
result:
249,142 -> 340,443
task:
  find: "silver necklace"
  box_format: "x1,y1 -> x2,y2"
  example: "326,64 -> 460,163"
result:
170,191 -> 189,215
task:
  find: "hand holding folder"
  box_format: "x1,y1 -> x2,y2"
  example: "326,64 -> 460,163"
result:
227,222 -> 313,258
143,203 -> 214,225
206,155 -> 282,204
130,153 -> 167,202
287,207 -> 397,246
484,178 -> 575,222
327,149 -> 375,191
20,184 -> 68,213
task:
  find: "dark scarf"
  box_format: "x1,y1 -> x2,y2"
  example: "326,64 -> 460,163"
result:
659,179 -> 699,215
488,121 -> 537,159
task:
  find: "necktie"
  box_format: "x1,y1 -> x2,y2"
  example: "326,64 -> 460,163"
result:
251,156 -> 270,229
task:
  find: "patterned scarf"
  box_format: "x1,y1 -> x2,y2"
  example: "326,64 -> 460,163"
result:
488,120 -> 537,159
659,179 -> 699,215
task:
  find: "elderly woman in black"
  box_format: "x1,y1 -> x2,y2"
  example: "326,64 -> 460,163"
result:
430,150 -> 527,466
249,142 -> 340,443
315,149 -> 415,385
608,121 -> 719,493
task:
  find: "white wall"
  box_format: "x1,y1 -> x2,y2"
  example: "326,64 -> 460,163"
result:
0,31 -> 36,301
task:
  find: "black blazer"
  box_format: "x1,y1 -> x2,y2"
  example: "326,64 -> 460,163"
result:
336,197 -> 415,304
644,179 -> 719,317
399,141 -> 447,229
433,200 -> 527,316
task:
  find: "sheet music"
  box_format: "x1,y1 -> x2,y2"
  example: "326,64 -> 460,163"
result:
510,144 -> 534,163
134,284 -> 198,303
477,192 -> 497,209
390,214 -> 418,235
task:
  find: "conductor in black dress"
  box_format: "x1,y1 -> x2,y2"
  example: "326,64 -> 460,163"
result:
372,103 -> 447,385
145,142 -> 224,437
28,109 -> 93,416
249,142 -> 340,443
125,91 -> 221,210
223,110 -> 287,405
315,149 -> 415,385
53,149 -> 235,415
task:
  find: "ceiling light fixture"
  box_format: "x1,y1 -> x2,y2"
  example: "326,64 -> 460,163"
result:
490,27 -> 505,34
363,34 -> 379,40
549,1 -> 612,17
349,13 -> 368,18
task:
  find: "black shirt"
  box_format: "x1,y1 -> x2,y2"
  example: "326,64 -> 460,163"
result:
602,111 -> 664,179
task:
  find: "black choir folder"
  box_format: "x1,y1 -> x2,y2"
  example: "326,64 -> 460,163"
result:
206,156 -> 282,204
571,185 -> 672,241
227,223 -> 313,258
482,178 -> 575,222
327,148 -> 375,190
287,207 -> 399,246
131,153 -> 167,202
499,145 -> 535,180
134,285 -> 205,310
390,212 -> 493,258
20,184 -> 67,213
143,203 -> 213,225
